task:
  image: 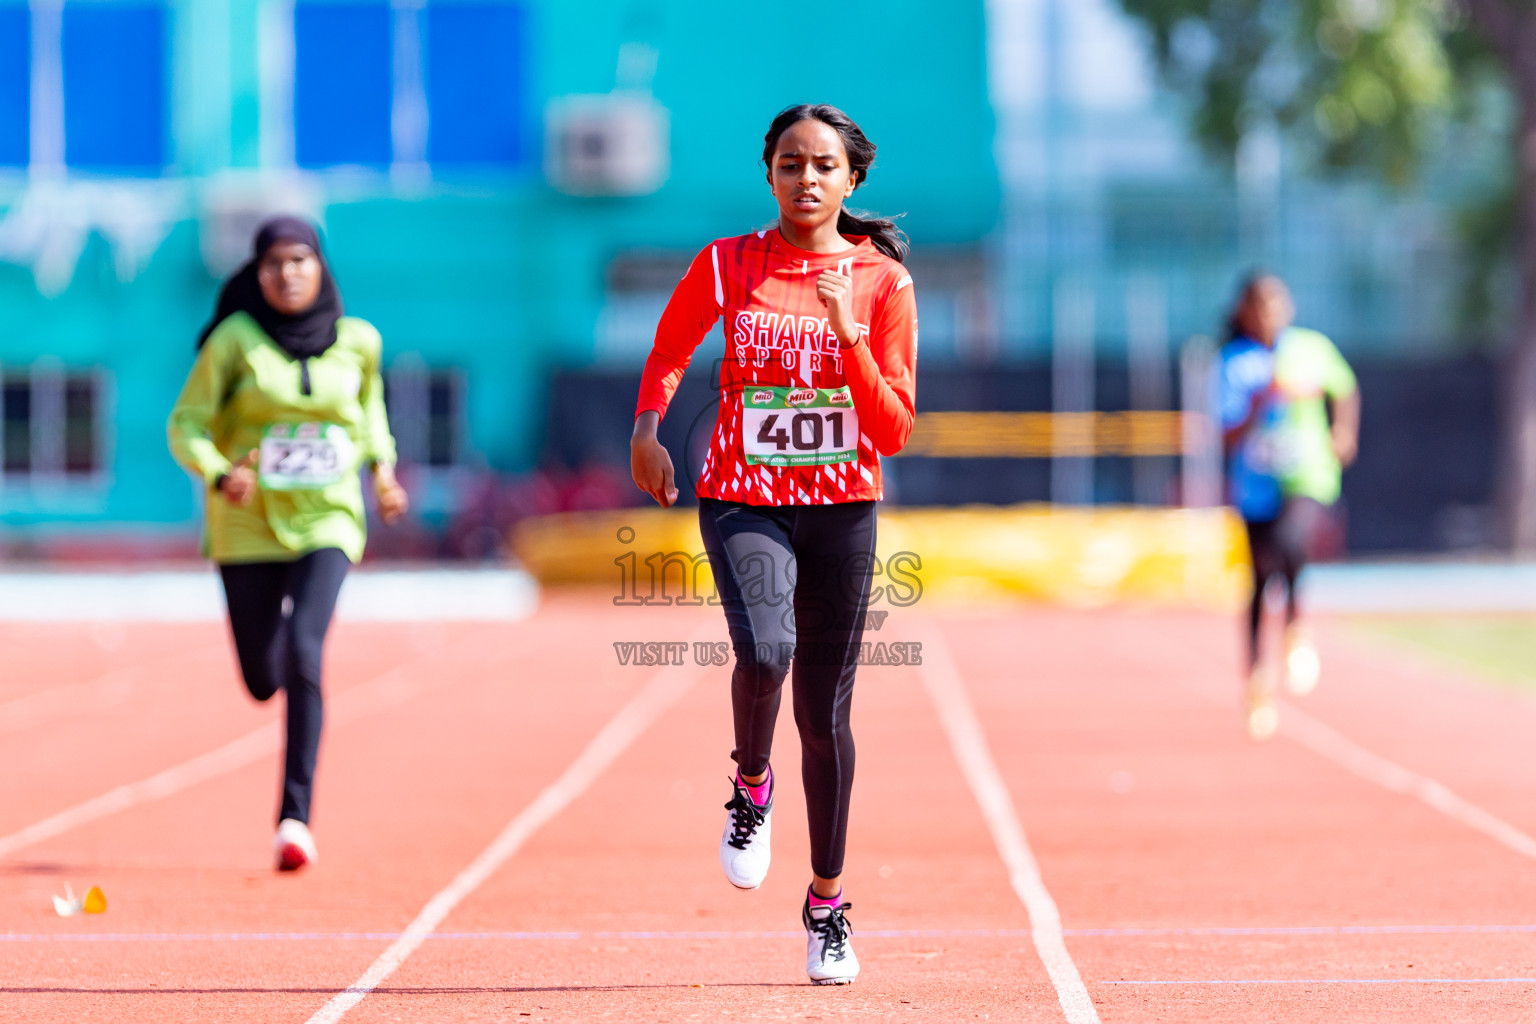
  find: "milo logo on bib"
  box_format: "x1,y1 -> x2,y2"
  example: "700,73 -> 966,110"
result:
741,386 -> 860,467
259,422 -> 355,491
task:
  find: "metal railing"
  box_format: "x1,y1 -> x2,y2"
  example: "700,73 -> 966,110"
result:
898,410 -> 1193,459
894,336 -> 1225,510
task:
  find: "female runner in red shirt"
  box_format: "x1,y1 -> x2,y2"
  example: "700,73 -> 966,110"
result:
631,104 -> 917,985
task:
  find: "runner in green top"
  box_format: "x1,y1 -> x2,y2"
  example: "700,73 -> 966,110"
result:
168,216 -> 408,870
1219,273 -> 1360,740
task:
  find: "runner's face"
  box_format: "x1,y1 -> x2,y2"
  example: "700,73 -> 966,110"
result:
257,241 -> 323,315
768,120 -> 858,235
1239,278 -> 1294,345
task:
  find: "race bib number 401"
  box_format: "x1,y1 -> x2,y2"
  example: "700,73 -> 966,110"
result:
259,422 -> 355,490
741,387 -> 859,467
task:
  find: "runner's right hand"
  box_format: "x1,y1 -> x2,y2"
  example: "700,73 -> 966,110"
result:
219,449 -> 260,506
631,412 -> 678,508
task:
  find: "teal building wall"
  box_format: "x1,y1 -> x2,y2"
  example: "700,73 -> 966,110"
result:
0,0 -> 1000,539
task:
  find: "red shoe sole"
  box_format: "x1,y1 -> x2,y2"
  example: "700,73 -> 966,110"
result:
277,843 -> 309,872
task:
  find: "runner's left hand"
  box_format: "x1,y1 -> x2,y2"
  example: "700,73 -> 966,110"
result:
373,464 -> 409,524
816,271 -> 860,349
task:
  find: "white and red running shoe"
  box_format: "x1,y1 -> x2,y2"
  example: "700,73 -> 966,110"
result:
1246,664 -> 1279,741
719,777 -> 772,889
1285,625 -> 1321,696
274,818 -> 317,872
804,894 -> 859,985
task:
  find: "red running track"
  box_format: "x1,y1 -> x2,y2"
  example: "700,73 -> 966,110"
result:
4,594 -> 1536,1022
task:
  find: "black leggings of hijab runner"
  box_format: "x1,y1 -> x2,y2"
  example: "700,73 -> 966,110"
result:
1243,497 -> 1331,669
699,497 -> 877,880
219,547 -> 349,825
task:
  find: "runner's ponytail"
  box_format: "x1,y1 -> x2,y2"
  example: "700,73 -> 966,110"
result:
836,208 -> 908,264
763,104 -> 910,264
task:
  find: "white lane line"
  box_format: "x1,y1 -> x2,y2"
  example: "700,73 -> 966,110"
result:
0,659 -> 434,859
304,656 -> 702,1024
0,928 -> 1011,943
919,625 -> 1101,1024
1167,664 -> 1536,863
12,922 -> 1536,943
0,643 -> 228,736
0,669 -> 139,736
0,727 -> 281,860
1278,703 -> 1536,861
0,569 -> 539,622
1103,977 -> 1536,986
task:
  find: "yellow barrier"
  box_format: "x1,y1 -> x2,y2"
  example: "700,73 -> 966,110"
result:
899,411 -> 1198,458
513,504 -> 1251,610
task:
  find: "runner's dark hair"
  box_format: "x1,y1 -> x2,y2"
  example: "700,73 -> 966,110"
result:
1224,270 -> 1276,344
762,104 -> 909,263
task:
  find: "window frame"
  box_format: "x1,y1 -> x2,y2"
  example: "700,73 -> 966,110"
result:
383,357 -> 467,471
0,361 -> 114,493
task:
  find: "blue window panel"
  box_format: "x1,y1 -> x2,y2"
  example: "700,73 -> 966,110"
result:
0,7 -> 26,167
62,4 -> 167,173
425,3 -> 530,168
294,3 -> 392,169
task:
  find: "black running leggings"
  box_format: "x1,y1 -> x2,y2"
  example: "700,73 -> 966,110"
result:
1244,497 -> 1330,668
699,497 -> 877,880
219,548 -> 349,825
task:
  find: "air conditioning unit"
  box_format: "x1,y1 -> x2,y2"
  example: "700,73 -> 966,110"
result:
545,94 -> 669,197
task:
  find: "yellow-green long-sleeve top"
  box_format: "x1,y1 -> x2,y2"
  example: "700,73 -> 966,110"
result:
168,312 -> 397,564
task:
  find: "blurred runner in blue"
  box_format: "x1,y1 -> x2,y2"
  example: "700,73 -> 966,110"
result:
1219,273 -> 1360,740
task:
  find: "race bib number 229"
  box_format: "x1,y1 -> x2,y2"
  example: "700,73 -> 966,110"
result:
259,422 -> 354,490
741,387 -> 859,467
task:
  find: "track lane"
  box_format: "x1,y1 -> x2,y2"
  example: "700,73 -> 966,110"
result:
1286,619 -> 1536,843
11,598 -> 1536,1023
0,625 -> 418,836
304,624 -> 713,1023
0,623 -> 197,705
2,605 -> 671,1023
355,604 -> 1060,1022
936,607 -> 1536,1023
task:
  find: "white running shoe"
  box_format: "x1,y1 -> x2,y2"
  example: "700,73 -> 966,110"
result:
804,894 -> 859,985
719,777 -> 772,890
1285,627 -> 1321,696
274,818 -> 317,872
1246,665 -> 1279,742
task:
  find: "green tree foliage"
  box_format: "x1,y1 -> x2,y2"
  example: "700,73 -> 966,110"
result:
1121,1 -> 1514,333
1119,0 -> 1484,184
1116,1 -> 1536,547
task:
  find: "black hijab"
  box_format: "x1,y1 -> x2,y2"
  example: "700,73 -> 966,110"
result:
197,215 -> 342,361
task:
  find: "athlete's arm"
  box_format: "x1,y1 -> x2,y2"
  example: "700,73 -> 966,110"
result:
168,331 -> 238,488
1218,350 -> 1271,454
358,323 -> 399,471
1330,387 -> 1361,467
1318,334 -> 1361,468
358,324 -> 408,523
631,410 -> 678,508
635,247 -> 722,420
632,247 -> 720,507
372,462 -> 409,523
1222,389 -> 1268,453
820,268 -> 917,456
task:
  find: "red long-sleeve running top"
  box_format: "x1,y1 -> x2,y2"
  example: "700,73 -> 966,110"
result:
635,229 -> 917,505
